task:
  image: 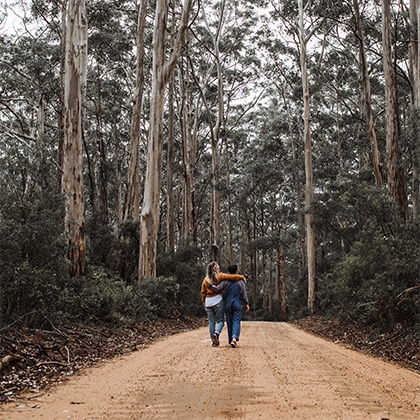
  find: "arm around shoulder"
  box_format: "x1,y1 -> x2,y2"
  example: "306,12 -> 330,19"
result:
219,273 -> 244,282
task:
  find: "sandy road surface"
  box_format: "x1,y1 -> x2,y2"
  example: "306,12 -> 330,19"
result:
1,322 -> 419,419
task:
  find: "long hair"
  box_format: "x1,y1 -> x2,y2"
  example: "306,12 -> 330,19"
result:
205,261 -> 219,284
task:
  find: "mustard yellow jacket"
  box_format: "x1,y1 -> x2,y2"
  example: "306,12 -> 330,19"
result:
201,273 -> 244,305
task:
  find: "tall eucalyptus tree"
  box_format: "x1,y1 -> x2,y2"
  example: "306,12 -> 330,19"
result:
382,0 -> 408,220
298,0 -> 316,313
178,51 -> 199,244
409,0 -> 420,217
124,0 -> 148,222
201,0 -> 226,261
165,0 -> 178,252
353,0 -> 382,188
61,0 -> 88,276
139,0 -> 194,282
190,0 -> 263,263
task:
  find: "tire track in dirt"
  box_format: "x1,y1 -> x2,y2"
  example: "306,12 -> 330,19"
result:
1,322 -> 419,419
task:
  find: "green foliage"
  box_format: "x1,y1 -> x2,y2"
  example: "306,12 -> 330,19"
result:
312,177 -> 419,331
156,243 -> 205,317
60,267 -> 154,323
138,277 -> 181,319
317,223 -> 420,330
0,187 -> 204,328
0,190 -> 69,327
313,177 -> 397,270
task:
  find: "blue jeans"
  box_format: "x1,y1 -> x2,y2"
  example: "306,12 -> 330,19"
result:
225,300 -> 242,342
205,300 -> 225,338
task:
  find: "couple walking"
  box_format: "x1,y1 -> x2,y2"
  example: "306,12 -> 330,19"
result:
201,261 -> 250,348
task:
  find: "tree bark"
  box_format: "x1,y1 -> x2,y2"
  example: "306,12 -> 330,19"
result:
382,0 -> 409,220
239,204 -> 247,274
298,0 -> 316,313
179,53 -> 197,244
353,0 -> 383,189
268,250 -> 273,318
61,0 -> 87,277
58,0 -> 67,192
281,86 -> 305,277
124,0 -> 148,222
98,135 -> 108,225
409,0 -> 420,217
277,242 -> 287,321
225,137 -> 233,265
139,0 -> 193,281
166,75 -> 175,252
202,0 -> 227,260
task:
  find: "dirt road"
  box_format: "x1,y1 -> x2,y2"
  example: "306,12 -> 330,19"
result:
1,322 -> 419,419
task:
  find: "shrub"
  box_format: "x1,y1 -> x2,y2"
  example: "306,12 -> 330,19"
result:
156,243 -> 205,318
0,190 -> 69,327
57,267 -> 156,324
138,277 -> 181,319
317,222 -> 420,330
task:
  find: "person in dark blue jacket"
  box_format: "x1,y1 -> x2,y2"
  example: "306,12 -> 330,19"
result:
210,264 -> 250,348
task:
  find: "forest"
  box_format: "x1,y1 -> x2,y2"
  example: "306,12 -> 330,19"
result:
0,0 -> 419,348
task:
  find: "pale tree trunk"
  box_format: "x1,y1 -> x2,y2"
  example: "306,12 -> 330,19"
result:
165,0 -> 177,252
273,197 -> 286,321
188,53 -> 218,248
210,134 -> 221,261
203,0 -> 227,260
212,2 -> 226,258
98,135 -> 108,225
239,205 -> 247,274
252,248 -> 258,309
124,0 -> 148,222
58,1 -> 67,191
276,242 -> 287,321
225,138 -> 233,265
298,0 -> 316,313
179,53 -> 197,243
185,65 -> 210,245
36,96 -> 45,145
32,96 -> 45,192
61,0 -> 87,277
190,95 -> 200,243
139,0 -> 193,282
354,0 -> 383,188
382,0 -> 409,220
93,71 -> 108,225
281,87 -> 305,276
251,201 -> 258,307
200,84 -> 220,261
262,253 -> 267,315
337,94 -> 342,177
166,76 -> 175,251
116,159 -> 123,224
409,0 -> 420,217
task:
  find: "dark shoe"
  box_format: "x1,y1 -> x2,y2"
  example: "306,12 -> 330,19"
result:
212,332 -> 220,346
212,342 -> 218,347
230,339 -> 237,348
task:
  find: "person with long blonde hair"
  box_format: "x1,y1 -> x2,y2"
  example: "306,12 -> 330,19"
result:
209,264 -> 250,348
200,261 -> 245,346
